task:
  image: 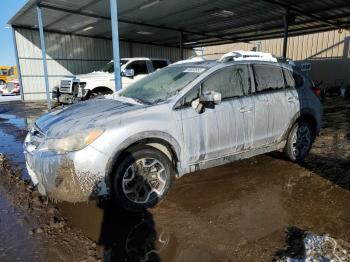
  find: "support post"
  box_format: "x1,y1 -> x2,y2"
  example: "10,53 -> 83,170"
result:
110,0 -> 122,91
36,6 -> 51,109
282,9 -> 290,59
12,28 -> 24,101
180,31 -> 184,60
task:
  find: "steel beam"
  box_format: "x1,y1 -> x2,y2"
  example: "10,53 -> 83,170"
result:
180,31 -> 184,60
12,28 -> 24,101
36,5 -> 51,109
282,9 -> 289,58
110,0 -> 121,91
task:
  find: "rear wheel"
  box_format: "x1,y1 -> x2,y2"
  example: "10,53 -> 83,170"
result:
112,146 -> 173,211
284,121 -> 314,162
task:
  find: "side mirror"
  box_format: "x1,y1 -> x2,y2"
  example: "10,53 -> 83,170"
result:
200,91 -> 221,107
122,69 -> 135,77
191,91 -> 221,114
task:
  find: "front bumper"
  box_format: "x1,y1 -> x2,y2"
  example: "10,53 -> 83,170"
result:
24,145 -> 110,202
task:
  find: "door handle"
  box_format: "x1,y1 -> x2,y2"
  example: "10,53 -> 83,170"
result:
287,97 -> 297,103
239,106 -> 254,113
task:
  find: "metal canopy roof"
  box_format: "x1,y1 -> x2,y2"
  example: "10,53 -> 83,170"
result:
8,0 -> 350,48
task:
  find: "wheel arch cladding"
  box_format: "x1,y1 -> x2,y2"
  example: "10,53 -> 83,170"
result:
105,132 -> 181,189
283,110 -> 318,141
91,86 -> 113,93
297,113 -> 317,139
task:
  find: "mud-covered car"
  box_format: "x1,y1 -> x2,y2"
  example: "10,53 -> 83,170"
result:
24,52 -> 322,211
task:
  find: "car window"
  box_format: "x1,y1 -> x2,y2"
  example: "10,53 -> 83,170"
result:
126,61 -> 149,76
293,72 -> 304,88
201,65 -> 250,100
182,85 -> 200,107
152,60 -> 168,70
253,64 -> 285,92
119,66 -> 207,104
282,68 -> 295,88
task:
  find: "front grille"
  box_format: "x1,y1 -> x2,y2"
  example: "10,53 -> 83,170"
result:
60,80 -> 71,86
60,79 -> 73,93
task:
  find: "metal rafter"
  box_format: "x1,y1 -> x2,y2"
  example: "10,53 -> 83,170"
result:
260,0 -> 345,30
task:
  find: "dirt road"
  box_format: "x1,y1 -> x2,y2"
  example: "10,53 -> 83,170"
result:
0,98 -> 349,261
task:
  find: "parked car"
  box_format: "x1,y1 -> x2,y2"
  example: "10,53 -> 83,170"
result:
0,79 -> 20,96
325,79 -> 344,96
24,51 -> 322,211
54,57 -> 171,104
0,66 -> 17,85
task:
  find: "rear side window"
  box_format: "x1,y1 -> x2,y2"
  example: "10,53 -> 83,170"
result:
293,72 -> 304,88
202,65 -> 250,99
126,61 -> 149,76
152,60 -> 168,70
253,64 -> 285,92
283,68 -> 296,88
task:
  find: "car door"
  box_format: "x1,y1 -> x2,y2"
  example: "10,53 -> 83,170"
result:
251,64 -> 290,146
283,67 -> 301,123
121,60 -> 150,87
177,65 -> 255,164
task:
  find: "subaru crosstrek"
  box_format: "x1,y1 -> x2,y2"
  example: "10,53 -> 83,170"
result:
24,52 -> 322,210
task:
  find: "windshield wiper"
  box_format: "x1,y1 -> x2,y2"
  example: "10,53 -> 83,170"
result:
122,96 -> 151,105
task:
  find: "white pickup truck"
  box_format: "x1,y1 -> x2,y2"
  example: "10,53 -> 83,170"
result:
54,57 -> 171,104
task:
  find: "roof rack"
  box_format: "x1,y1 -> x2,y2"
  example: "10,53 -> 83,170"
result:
220,50 -> 277,63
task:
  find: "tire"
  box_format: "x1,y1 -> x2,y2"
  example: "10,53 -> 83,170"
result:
284,121 -> 314,162
112,146 -> 173,211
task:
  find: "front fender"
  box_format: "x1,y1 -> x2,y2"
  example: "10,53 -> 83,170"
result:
104,131 -> 183,187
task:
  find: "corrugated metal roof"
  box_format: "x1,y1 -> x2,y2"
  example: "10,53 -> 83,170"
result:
8,0 -> 350,48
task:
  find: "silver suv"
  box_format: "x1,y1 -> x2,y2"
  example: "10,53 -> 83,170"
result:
24,57 -> 322,210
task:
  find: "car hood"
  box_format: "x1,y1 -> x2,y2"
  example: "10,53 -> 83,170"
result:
35,98 -> 145,137
74,71 -> 110,81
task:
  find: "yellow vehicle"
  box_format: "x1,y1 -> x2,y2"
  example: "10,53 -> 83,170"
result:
0,66 -> 17,85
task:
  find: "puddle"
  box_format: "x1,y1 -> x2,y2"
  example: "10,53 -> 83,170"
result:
0,187 -> 41,262
0,113 -> 30,180
0,113 -> 28,130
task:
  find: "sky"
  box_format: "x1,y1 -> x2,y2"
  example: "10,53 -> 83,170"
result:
1,0 -> 27,66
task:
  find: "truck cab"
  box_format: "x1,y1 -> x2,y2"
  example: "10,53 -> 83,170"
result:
55,57 -> 171,104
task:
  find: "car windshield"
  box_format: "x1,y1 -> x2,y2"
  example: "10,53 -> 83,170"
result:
101,60 -> 129,73
119,66 -> 207,104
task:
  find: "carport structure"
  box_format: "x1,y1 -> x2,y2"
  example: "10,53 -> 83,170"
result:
8,0 -> 350,108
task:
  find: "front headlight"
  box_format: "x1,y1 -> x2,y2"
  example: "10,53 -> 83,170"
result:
40,128 -> 104,153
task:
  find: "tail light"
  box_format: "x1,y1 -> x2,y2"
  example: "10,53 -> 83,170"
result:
312,87 -> 321,97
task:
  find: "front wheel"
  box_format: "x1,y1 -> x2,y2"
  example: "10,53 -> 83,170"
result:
284,121 -> 314,162
112,146 -> 173,211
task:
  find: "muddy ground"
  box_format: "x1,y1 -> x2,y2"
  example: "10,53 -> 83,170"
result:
0,98 -> 349,262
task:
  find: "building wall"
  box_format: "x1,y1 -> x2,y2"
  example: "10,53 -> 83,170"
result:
14,28 -> 193,100
204,30 -> 350,87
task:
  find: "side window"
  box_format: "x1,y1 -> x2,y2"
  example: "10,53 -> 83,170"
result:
293,72 -> 304,88
253,64 -> 285,92
201,65 -> 250,99
182,85 -> 200,107
152,60 -> 168,70
126,61 -> 149,76
282,68 -> 296,88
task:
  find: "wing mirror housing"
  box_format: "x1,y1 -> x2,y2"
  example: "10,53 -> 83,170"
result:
191,91 -> 222,114
122,69 -> 135,78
